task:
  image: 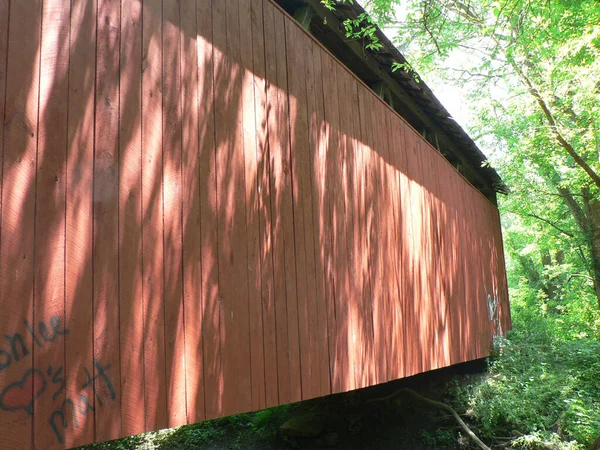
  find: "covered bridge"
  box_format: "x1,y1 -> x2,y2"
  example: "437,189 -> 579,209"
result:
0,0 -> 510,448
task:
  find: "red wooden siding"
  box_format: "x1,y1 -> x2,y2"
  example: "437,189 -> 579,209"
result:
0,0 -> 511,448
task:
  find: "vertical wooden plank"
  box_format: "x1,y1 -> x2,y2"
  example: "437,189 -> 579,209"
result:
354,83 -> 376,386
373,98 -> 393,384
467,188 -> 485,357
211,0 -> 229,417
470,187 -> 488,358
361,92 -> 377,383
348,77 -> 371,389
360,90 -> 387,384
415,139 -> 434,370
285,21 -> 320,401
368,92 -> 386,384
436,152 -> 460,366
335,63 -> 354,391
448,162 -> 464,364
94,0 -> 122,441
367,97 -> 383,383
274,9 -> 302,404
239,0 -> 265,412
214,0 -> 252,415
423,143 -> 449,369
307,43 -> 332,398
64,1 -> 97,446
415,139 -> 435,372
263,2 -> 291,405
162,0 -> 187,428
33,0 -> 70,447
196,0 -> 222,421
301,37 -> 323,400
0,1 -> 41,448
319,50 -> 341,394
440,152 -> 460,366
336,66 -> 360,391
482,202 -> 498,340
181,0 -> 205,424
451,165 -> 468,364
428,148 -> 451,367
379,105 -> 404,381
451,170 -> 469,363
401,122 -> 422,377
141,0 -> 167,431
397,118 -> 413,379
458,175 -> 478,362
0,0 -> 6,253
119,0 -> 144,437
327,59 -> 352,392
268,3 -> 303,405
494,207 -> 511,334
252,0 -> 279,409
394,113 -> 411,379
477,194 -> 495,356
0,16 -> 5,410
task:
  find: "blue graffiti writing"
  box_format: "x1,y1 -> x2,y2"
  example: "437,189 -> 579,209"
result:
0,316 -> 69,374
0,369 -> 47,415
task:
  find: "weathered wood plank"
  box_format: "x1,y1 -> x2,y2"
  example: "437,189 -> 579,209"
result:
273,9 -> 302,405
181,0 -> 205,424
119,0 -> 145,437
0,1 -> 42,448
379,100 -> 404,381
319,49 -> 341,394
34,0 -> 70,446
239,0 -> 266,412
64,1 -> 97,446
162,0 -> 187,428
141,0 -> 168,431
93,0 -> 122,440
309,45 -> 333,397
251,0 -> 279,410
353,83 -> 376,386
285,20 -> 319,401
336,65 -> 360,391
263,2 -> 289,406
196,0 -> 222,421
216,0 -> 252,416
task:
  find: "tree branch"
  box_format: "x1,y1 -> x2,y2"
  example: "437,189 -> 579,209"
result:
557,186 -> 588,235
514,66 -> 600,189
524,213 -> 575,238
567,274 -> 594,283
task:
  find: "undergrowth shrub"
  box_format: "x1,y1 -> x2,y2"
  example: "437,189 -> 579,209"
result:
462,294 -> 600,449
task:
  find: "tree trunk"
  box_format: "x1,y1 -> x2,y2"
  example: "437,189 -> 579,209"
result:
582,189 -> 600,309
557,185 -> 600,308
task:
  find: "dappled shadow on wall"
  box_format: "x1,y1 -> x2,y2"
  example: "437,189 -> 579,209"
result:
0,0 -> 510,449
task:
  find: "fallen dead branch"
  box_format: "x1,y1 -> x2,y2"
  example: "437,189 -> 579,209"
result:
365,387 -> 491,450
